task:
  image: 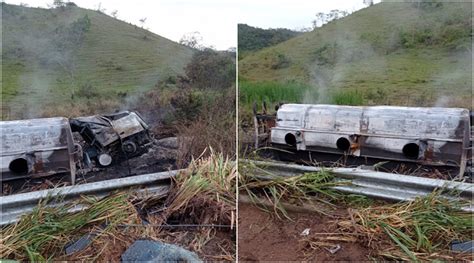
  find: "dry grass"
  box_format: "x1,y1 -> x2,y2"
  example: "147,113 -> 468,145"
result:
239,162 -> 351,219
241,164 -> 473,261
1,151 -> 236,261
158,150 -> 236,228
138,150 -> 237,261
0,192 -> 139,261
337,191 -> 473,261
176,88 -> 236,168
301,192 -> 473,262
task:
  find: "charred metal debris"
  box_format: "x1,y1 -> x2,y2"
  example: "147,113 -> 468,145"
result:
1,111 -> 152,184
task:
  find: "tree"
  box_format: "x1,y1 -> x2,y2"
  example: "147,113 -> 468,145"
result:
312,12 -> 327,28
179,32 -> 204,49
96,2 -> 106,13
237,24 -> 301,52
294,26 -> 312,32
184,49 -> 235,90
111,10 -> 118,18
312,10 -> 350,29
363,0 -> 374,6
53,0 -> 65,8
139,17 -> 147,28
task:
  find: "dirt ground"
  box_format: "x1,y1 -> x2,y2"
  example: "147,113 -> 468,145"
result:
67,227 -> 235,261
238,203 -> 373,261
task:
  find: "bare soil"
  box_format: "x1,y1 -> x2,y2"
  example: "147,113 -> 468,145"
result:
66,227 -> 235,261
238,203 -> 374,261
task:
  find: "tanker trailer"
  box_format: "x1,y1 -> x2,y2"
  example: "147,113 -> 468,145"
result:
269,104 -> 470,178
0,117 -> 79,184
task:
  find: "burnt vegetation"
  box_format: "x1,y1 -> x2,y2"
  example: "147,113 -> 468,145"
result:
134,48 -> 236,167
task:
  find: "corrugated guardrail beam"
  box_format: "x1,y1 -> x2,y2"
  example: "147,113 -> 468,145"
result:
0,170 -> 181,226
242,160 -> 474,212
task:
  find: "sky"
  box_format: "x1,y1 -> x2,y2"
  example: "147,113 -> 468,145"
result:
4,0 -> 380,50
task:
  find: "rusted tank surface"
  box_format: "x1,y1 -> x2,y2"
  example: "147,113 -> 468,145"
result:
271,104 -> 470,176
0,117 -> 77,183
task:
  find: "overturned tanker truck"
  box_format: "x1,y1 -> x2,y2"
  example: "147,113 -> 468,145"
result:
255,104 -> 473,178
1,111 -> 152,184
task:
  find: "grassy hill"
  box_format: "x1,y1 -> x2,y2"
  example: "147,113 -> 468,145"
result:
239,2 -> 472,109
1,3 -> 194,119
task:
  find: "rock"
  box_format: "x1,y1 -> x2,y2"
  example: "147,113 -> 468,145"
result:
65,233 -> 95,255
155,137 -> 178,149
451,240 -> 473,253
121,240 -> 202,262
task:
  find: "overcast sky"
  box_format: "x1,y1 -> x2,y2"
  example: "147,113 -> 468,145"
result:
4,0 -> 380,50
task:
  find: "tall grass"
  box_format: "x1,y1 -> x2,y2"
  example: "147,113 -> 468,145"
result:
147,150 -> 236,260
169,150 -> 236,211
331,89 -> 365,106
239,81 -> 368,108
0,192 -> 138,261
175,88 -> 236,168
239,81 -> 316,109
239,162 -> 350,219
341,191 -> 473,261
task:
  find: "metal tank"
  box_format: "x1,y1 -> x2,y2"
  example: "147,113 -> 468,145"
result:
0,117 -> 78,183
271,104 -> 470,176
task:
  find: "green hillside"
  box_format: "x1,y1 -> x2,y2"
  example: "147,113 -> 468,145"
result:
239,2 -> 472,109
238,24 -> 301,58
1,3 -> 194,119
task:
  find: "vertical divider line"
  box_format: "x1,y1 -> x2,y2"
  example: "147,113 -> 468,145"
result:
235,21 -> 240,262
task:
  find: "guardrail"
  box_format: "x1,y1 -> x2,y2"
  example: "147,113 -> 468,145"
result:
0,170 -> 181,226
241,160 -> 474,212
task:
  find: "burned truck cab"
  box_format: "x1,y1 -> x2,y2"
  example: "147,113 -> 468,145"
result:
69,111 -> 152,167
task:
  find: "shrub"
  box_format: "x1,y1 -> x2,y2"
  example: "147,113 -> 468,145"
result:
170,89 -> 204,122
184,49 -> 235,90
176,88 -> 236,168
270,53 -> 290,69
312,43 -> 338,65
76,82 -> 100,99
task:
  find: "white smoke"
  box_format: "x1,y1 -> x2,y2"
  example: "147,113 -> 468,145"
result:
306,23 -> 387,105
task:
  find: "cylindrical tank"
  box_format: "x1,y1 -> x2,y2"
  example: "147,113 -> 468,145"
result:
271,104 -> 470,175
0,117 -> 77,183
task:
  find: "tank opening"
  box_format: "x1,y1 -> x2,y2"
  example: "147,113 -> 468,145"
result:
336,137 -> 351,151
284,133 -> 297,147
9,158 -> 29,174
403,143 -> 420,159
